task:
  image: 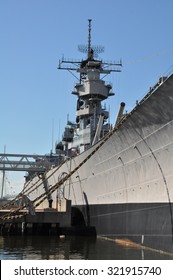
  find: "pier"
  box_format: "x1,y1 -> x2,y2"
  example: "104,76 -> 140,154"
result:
0,200 -> 96,236
0,152 -> 96,237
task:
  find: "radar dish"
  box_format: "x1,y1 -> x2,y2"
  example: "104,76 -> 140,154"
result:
78,44 -> 104,58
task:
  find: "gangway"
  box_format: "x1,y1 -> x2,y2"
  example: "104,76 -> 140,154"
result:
0,153 -> 54,172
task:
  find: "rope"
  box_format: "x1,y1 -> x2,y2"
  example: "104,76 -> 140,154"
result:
1,73 -> 172,222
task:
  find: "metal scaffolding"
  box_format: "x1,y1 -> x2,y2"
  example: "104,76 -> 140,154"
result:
0,153 -> 52,172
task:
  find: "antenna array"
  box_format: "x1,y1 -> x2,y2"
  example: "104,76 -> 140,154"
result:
78,19 -> 104,58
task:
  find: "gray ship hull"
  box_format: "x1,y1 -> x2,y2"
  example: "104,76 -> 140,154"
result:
73,202 -> 173,253
25,73 -> 173,254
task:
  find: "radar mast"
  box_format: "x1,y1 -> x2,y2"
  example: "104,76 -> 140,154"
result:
58,19 -> 122,74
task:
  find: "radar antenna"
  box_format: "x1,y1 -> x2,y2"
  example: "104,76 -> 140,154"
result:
88,18 -> 91,57
78,19 -> 104,59
58,19 -> 122,75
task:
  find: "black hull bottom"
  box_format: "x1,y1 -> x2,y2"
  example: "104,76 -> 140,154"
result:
72,202 -> 173,254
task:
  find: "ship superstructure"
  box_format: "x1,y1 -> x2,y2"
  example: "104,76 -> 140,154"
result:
56,19 -> 122,156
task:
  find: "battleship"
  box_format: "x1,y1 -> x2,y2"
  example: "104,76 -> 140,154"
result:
2,19 -> 173,254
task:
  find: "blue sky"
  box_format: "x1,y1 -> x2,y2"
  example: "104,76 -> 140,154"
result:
1,0 -> 173,191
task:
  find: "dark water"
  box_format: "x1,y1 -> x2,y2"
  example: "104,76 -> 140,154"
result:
1,235 -> 173,260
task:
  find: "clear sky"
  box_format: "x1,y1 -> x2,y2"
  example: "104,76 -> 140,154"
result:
1,0 -> 173,192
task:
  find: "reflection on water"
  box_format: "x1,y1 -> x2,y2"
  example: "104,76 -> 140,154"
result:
0,235 -> 173,260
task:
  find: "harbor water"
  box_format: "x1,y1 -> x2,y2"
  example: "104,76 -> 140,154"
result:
1,235 -> 173,260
